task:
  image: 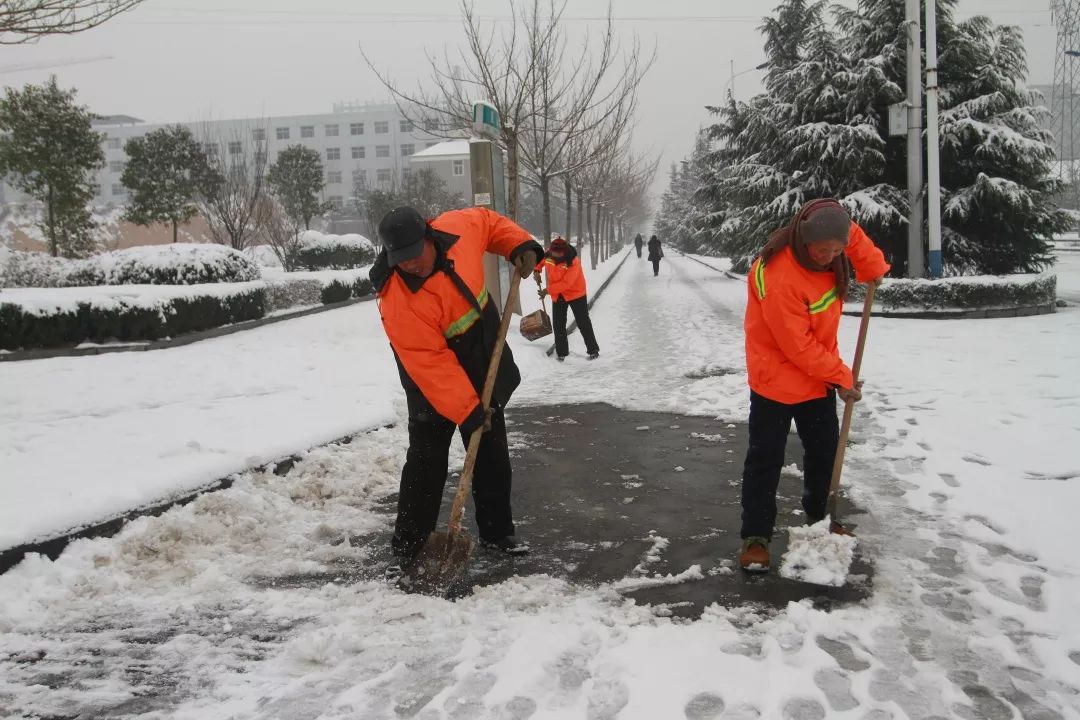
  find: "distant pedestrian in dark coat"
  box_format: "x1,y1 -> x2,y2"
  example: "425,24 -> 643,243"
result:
634,233 -> 644,258
647,235 -> 663,276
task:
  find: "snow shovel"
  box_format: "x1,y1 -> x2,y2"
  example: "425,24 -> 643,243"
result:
399,271 -> 523,595
780,283 -> 876,587
519,273 -> 552,341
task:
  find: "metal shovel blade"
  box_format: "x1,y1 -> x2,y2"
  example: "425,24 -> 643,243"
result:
396,529 -> 474,595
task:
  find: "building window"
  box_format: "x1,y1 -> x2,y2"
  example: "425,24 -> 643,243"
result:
202,143 -> 219,159
106,137 -> 122,150
453,159 -> 465,177
400,120 -> 414,133
228,141 -> 242,155
375,145 -> 390,158
424,119 -> 440,132
327,196 -> 343,209
252,128 -> 266,142
401,168 -> 412,181
276,127 -> 290,140
400,143 -> 415,157
327,170 -> 342,184
350,122 -> 364,135
325,124 -> 339,137
352,168 -> 367,185
374,121 -> 389,134
109,161 -> 125,173
111,184 -> 125,196
376,168 -> 392,184
255,151 -> 267,167
351,146 -> 365,159
326,147 -> 340,161
300,125 -> 314,138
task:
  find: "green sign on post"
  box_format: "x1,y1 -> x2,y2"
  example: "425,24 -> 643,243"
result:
472,101 -> 500,140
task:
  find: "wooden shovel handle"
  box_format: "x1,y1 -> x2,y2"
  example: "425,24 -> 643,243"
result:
447,269 -> 523,534
826,283 -> 876,520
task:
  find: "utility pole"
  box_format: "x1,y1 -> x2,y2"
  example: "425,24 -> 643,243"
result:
925,0 -> 942,278
905,0 -> 925,278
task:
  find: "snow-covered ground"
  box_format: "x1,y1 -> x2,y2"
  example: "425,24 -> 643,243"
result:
1,248 -> 1078,718
0,249 -> 629,552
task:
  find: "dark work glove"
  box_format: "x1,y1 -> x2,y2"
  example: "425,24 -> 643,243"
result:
514,249 -> 539,279
461,403 -> 493,436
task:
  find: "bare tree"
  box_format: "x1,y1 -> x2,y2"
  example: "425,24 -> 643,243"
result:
259,196 -> 302,271
364,0 -> 564,221
517,2 -> 653,244
1,1 -> 143,44
196,125 -> 270,251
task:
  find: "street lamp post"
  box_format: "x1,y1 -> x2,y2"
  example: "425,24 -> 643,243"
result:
725,60 -> 769,99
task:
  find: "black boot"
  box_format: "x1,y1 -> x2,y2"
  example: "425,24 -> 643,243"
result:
480,535 -> 530,555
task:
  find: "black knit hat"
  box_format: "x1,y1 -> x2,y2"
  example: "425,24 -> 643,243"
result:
799,202 -> 851,245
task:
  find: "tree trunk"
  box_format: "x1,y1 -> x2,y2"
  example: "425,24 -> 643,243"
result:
47,185 -> 57,257
564,176 -> 573,240
505,128 -> 520,221
172,218 -> 178,243
576,188 -> 584,252
597,210 -> 605,263
540,174 -> 551,244
587,200 -> 597,270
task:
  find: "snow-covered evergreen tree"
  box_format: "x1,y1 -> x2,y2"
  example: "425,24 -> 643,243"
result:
838,0 -> 1067,274
654,131 -> 709,252
686,0 -> 1065,276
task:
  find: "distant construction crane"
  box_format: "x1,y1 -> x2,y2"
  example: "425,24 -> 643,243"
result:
0,55 -> 114,75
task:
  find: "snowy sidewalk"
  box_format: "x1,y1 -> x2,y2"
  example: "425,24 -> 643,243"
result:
1,250 -> 1078,719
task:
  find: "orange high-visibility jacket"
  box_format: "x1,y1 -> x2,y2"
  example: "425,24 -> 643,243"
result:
371,207 -> 542,429
744,222 -> 890,405
540,246 -> 587,302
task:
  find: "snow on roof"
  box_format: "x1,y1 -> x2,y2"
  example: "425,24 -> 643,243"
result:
410,139 -> 471,160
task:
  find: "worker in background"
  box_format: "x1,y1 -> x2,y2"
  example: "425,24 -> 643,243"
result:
535,234 -> 600,361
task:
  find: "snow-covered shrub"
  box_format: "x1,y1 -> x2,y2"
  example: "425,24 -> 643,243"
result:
264,276 -> 324,312
0,284 -> 266,351
0,250 -> 79,288
245,244 -> 285,269
849,273 -> 1056,311
352,275 -> 373,298
291,231 -> 376,271
320,280 -> 352,305
94,244 -> 261,285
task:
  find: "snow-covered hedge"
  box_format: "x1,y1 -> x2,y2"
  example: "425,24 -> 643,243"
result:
0,283 -> 266,351
0,244 -> 262,289
261,267 -> 375,311
849,272 -> 1056,311
291,231 -> 376,271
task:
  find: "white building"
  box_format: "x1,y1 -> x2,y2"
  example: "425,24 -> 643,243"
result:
408,139 -> 472,201
2,102 -> 445,212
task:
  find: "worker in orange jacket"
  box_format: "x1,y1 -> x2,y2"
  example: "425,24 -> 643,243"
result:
739,199 -> 889,572
535,235 -> 600,361
370,206 -> 543,565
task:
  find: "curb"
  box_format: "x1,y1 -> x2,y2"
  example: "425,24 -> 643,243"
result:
0,296 -> 374,363
544,248 -> 632,357
0,428 -> 387,575
674,250 -> 745,281
842,303 -> 1058,320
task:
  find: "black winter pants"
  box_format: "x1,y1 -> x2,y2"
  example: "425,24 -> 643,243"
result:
553,296 -> 600,358
740,390 -> 839,540
635,246 -> 642,258
392,407 -> 515,557
651,258 -> 661,275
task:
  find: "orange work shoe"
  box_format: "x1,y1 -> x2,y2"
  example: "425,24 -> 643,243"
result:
739,537 -> 770,572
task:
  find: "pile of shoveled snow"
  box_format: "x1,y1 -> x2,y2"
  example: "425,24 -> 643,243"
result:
780,519 -> 857,587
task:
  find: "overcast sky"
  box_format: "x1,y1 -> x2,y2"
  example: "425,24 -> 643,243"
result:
0,1 -> 1057,200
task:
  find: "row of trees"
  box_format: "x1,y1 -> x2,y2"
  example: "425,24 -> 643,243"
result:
655,0 -> 1068,277
366,0 -> 658,267
0,77 -> 396,260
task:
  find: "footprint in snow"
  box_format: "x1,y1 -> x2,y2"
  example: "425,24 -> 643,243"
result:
815,636 -> 871,672
961,454 -> 992,466
782,697 -> 826,720
586,676 -> 630,720
814,668 -> 859,711
684,692 -> 725,719
939,473 -> 960,488
489,696 -> 538,720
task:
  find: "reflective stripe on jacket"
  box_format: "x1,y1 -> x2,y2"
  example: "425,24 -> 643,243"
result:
744,222 -> 890,405
373,207 -> 542,426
